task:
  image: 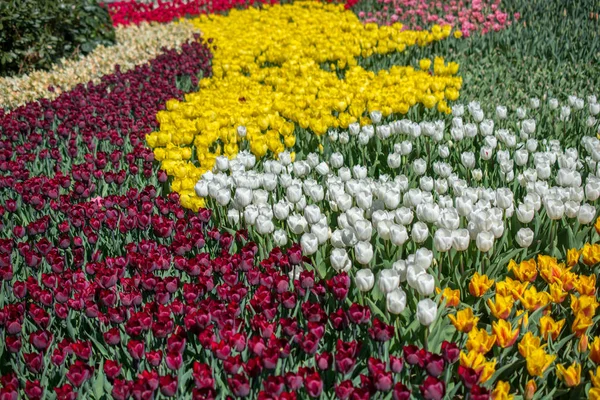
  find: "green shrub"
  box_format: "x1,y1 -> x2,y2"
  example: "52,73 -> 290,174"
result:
0,0 -> 116,77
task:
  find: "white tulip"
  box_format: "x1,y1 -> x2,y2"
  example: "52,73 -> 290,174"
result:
516,203 -> 534,223
339,131 -> 350,144
300,233 -> 319,255
417,299 -> 438,326
545,199 -> 565,220
330,152 -> 344,168
476,231 -> 494,253
304,205 -> 322,225
287,184 -> 303,203
237,125 -> 247,137
311,223 -> 330,244
386,288 -> 407,314
387,153 -> 401,168
349,122 -> 361,136
215,188 -> 231,206
585,181 -> 600,201
434,228 -> 453,252
438,145 -> 450,159
356,190 -> 373,210
255,215 -> 275,235
578,203 -> 596,224
227,209 -> 240,225
415,273 -> 435,296
548,98 -> 559,110
355,241 -> 374,265
330,248 -> 351,272
516,228 -> 534,248
414,247 -> 433,270
288,213 -> 308,234
331,229 -> 345,248
452,229 -> 470,251
496,106 -> 507,119
461,152 -> 476,169
195,180 -> 209,197
273,229 -> 288,247
273,201 -> 290,221
392,260 -> 408,282
564,201 -> 580,218
413,158 -> 427,175
378,269 -> 400,294
411,221 -> 429,243
355,269 -> 375,292
389,224 -> 408,246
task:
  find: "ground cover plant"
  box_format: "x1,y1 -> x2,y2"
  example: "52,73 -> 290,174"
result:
0,0 -> 598,398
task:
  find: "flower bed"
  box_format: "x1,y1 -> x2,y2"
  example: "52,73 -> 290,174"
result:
1,0 -> 599,398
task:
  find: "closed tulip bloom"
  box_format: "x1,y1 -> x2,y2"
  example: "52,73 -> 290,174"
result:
355,269 -> 375,292
545,199 -> 565,220
578,204 -> 596,224
476,231 -> 494,253
330,248 -> 351,272
412,222 -> 429,244
413,158 -> 427,175
311,223 -> 330,244
387,288 -> 407,314
273,229 -> 288,247
586,181 -> 600,201
414,248 -> 433,270
287,184 -> 303,203
387,153 -> 401,169
273,201 -> 290,220
407,265 -> 426,289
415,273 -> 435,296
417,299 -> 438,326
355,190 -> 373,210
434,229 -> 453,252
288,213 -> 308,234
379,269 -> 400,294
390,224 -> 408,246
355,241 -> 374,265
304,205 -> 322,225
516,228 -> 534,248
452,229 -> 470,251
301,233 -> 319,255
496,106 -> 507,119
392,260 -> 408,282
461,152 -> 476,169
215,188 -> 231,206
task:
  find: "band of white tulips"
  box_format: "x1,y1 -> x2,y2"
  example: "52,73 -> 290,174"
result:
193,94 -> 600,326
0,21 -> 200,110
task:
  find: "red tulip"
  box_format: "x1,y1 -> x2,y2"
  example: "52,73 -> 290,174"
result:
304,372 -> 323,398
420,376 -> 445,400
441,340 -> 460,364
334,380 -> 354,399
392,382 -> 411,400
159,375 -> 178,397
24,380 -> 43,400
66,360 -> 93,387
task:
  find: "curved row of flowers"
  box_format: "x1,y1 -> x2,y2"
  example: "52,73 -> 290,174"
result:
0,21 -> 203,111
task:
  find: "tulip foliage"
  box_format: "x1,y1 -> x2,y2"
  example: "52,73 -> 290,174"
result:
1,0 -> 599,398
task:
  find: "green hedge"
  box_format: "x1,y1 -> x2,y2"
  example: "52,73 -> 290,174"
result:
0,0 -> 116,77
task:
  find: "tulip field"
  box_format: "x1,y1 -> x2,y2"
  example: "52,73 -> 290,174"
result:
0,0 -> 599,398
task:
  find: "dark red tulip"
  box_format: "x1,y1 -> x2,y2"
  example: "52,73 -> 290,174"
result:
390,356 -> 404,373
304,372 -> 323,398
228,374 -> 250,397
420,376 -> 445,400
392,382 -> 411,400
335,380 -> 354,400
458,365 -> 481,390
403,345 -> 426,367
425,354 -> 445,377
104,360 -> 122,380
66,360 -> 93,387
441,340 -> 460,364
159,375 -> 178,397
24,380 -> 43,400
